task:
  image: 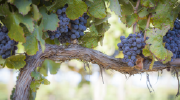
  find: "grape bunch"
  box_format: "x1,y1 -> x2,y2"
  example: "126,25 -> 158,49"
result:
70,13 -> 89,39
48,5 -> 70,40
47,4 -> 89,44
58,13 -> 89,43
117,33 -> 145,67
163,19 -> 180,59
0,25 -> 18,59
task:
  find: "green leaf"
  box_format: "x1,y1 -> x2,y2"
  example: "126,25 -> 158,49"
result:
94,13 -> 111,25
31,71 -> 41,80
87,0 -> 106,19
162,50 -> 173,64
5,55 -> 26,69
146,25 -> 173,61
54,38 -> 60,45
0,4 -> 34,42
23,27 -> 38,55
40,59 -> 60,76
42,79 -> 50,85
119,1 -> 134,24
126,14 -> 138,27
46,0 -> 67,12
66,0 -> 88,20
0,56 -> 6,66
80,24 -> 102,48
151,2 -> 180,29
142,45 -> 152,57
140,0 -> 158,8
87,0 -> 93,2
109,0 -> 121,17
13,0 -> 32,15
39,7 -> 59,31
137,19 -> 147,29
32,4 -> 42,21
29,89 -> 37,100
30,81 -> 41,92
95,22 -> 110,35
34,24 -> 46,53
138,8 -> 149,18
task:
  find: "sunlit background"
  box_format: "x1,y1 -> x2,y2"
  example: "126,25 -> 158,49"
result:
0,12 -> 180,100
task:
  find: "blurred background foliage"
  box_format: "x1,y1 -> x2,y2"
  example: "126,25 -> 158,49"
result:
0,12 -> 180,100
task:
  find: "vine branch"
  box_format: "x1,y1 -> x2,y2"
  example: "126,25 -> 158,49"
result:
13,44 -> 180,100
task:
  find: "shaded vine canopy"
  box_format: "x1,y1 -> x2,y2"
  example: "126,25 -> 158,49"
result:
0,0 -> 179,99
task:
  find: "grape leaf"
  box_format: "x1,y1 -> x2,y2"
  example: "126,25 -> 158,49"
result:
146,26 -> 173,62
95,22 -> 110,35
39,7 -> 59,31
32,4 -> 42,21
13,0 -> 32,15
0,56 -> 5,66
137,19 -> 147,29
42,79 -> 50,85
80,24 -> 102,48
109,0 -> 121,17
119,1 -> 134,24
87,0 -> 93,2
40,59 -> 60,76
162,50 -> 173,64
23,28 -> 38,55
138,8 -> 149,18
31,71 -> 41,80
66,0 -> 88,20
142,45 -> 156,69
29,89 -> 37,100
140,0 -> 158,8
5,55 -> 26,69
30,81 -> 41,92
151,2 -> 180,29
34,24 -> 46,53
87,0 -> 106,19
0,4 -> 34,42
142,44 -> 152,57
126,14 -> 138,27
94,13 -> 111,25
46,0 -> 67,12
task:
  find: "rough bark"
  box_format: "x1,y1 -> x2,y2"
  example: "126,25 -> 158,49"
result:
13,44 -> 179,100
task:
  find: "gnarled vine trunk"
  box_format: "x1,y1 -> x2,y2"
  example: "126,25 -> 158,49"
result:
13,44 -> 178,100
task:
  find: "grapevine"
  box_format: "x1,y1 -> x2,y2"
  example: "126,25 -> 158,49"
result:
0,0 -> 178,100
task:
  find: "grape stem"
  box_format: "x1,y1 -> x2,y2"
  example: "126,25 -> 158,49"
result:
144,14 -> 152,40
133,0 -> 140,33
127,0 -> 135,8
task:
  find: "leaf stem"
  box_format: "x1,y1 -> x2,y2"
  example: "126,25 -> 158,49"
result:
133,0 -> 140,33
144,14 -> 152,40
127,0 -> 135,8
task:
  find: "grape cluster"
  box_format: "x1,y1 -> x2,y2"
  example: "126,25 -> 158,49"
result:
58,13 -> 89,43
70,13 -> 89,39
0,25 -> 18,59
117,33 -> 145,67
48,5 -> 70,40
163,19 -> 180,59
47,4 -> 89,44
